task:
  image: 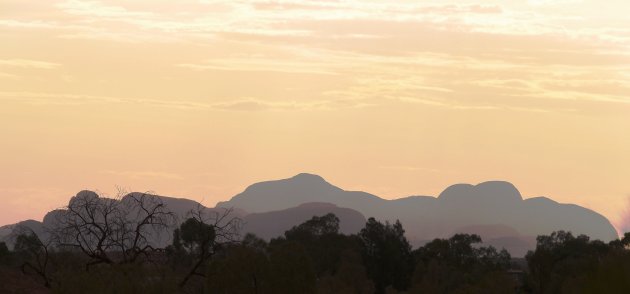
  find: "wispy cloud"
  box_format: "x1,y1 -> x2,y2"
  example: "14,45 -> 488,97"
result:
0,59 -> 60,69
0,0 -> 620,46
527,0 -> 584,6
379,166 -> 444,173
0,91 -> 371,111
2,1 -> 629,114
0,19 -> 63,29
0,72 -> 20,79
0,91 -> 211,109
177,58 -> 338,75
101,170 -> 185,180
212,98 -> 314,111
56,0 -> 155,19
214,97 -> 374,111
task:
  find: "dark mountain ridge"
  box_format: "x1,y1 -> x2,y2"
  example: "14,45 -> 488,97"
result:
1,173 -> 618,257
218,173 -> 618,256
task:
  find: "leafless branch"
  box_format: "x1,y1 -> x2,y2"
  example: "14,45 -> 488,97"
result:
48,189 -> 175,270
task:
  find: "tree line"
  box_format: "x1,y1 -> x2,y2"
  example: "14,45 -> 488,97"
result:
1,191 -> 630,293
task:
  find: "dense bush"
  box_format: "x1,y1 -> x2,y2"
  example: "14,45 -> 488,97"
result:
526,231 -> 630,293
3,215 -> 630,293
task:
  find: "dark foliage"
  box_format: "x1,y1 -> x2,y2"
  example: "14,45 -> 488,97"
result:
411,233 -> 513,293
5,207 -> 630,294
169,206 -> 242,289
0,241 -> 9,263
207,234 -> 272,293
526,230 -> 630,293
359,217 -> 414,293
14,231 -> 53,288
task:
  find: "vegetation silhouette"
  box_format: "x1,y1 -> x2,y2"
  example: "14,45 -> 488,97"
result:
2,196 -> 630,293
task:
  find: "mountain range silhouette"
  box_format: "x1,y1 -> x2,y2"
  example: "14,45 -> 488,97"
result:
0,173 -> 618,257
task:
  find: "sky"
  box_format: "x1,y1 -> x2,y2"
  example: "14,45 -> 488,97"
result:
1,0 -> 629,230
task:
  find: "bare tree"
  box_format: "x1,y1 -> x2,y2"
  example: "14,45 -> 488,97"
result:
49,189 -> 175,270
178,205 -> 242,288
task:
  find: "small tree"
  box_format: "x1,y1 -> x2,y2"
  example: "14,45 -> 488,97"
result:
284,213 -> 340,241
12,229 -> 53,288
526,230 -> 608,293
359,217 -> 413,294
179,217 -> 216,253
207,237 -> 272,294
281,213 -> 363,279
177,206 -> 242,288
411,234 -> 513,293
269,241 -> 317,294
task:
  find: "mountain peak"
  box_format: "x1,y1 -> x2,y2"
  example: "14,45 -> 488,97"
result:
292,172 -> 324,179
289,173 -> 329,184
438,181 -> 522,202
475,181 -> 522,201
217,173 -> 345,213
242,173 -> 337,193
76,190 -> 99,199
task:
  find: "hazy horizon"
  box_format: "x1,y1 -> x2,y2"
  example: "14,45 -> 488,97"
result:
1,0 -> 629,231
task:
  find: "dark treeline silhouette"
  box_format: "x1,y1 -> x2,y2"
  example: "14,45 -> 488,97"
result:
2,198 -> 630,293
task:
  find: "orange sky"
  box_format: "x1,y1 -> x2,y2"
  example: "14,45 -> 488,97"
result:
1,0 -> 629,229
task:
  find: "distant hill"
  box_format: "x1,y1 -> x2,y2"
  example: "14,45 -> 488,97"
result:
217,173 -> 385,216
1,174 -> 619,257
0,219 -> 45,247
241,202 -> 366,240
218,173 -> 618,256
